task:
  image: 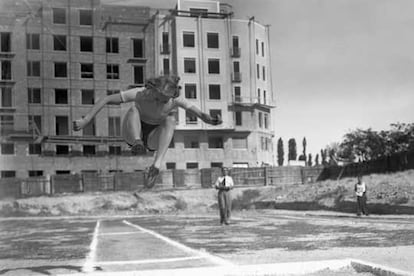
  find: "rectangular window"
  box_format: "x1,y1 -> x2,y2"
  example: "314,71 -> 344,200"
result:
208,84 -> 221,100
235,111 -> 242,126
80,63 -> 93,78
257,88 -> 261,104
83,145 -> 96,155
232,36 -> 239,48
53,8 -> 66,24
106,37 -> 119,53
55,89 -> 68,104
106,64 -> 119,79
0,115 -> 13,134
1,60 -> 12,80
79,9 -> 93,25
184,84 -> 197,99
185,110 -> 197,124
56,145 -> 69,155
27,61 -> 40,77
0,33 -> 11,52
53,35 -> 66,51
55,116 -> 69,135
186,162 -> 198,169
56,170 -> 71,174
209,109 -> 221,119
256,39 -> 259,54
54,62 -> 67,78
163,58 -> 170,75
166,163 -> 176,170
207,33 -> 219,48
1,171 -> 16,178
83,119 -> 95,136
261,41 -> 265,57
262,66 -> 266,81
28,115 -> 42,134
208,136 -> 223,149
109,146 -> 121,155
263,90 -> 267,105
26,33 -> 40,50
184,58 -> 196,73
81,90 -> 94,105
258,112 -> 263,128
134,66 -> 144,85
256,64 -> 260,79
80,36 -> 93,52
208,59 -> 220,74
183,32 -> 195,47
184,136 -> 199,148
162,32 -> 169,53
29,170 -> 43,177
264,113 -> 269,129
1,87 -> 12,107
234,87 -> 241,102
133,39 -> 144,58
108,117 -> 121,136
211,162 -> 223,168
233,137 -> 247,149
1,143 -> 14,155
29,143 -> 42,155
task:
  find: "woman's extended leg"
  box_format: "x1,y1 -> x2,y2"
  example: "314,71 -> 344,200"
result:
121,106 -> 146,154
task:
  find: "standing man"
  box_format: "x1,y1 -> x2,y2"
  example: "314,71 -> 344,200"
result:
214,167 -> 234,225
355,175 -> 369,216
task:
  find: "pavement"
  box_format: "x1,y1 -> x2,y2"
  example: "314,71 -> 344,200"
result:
0,210 -> 413,276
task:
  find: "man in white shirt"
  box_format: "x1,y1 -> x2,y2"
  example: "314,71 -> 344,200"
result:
214,167 -> 234,225
355,175 -> 369,216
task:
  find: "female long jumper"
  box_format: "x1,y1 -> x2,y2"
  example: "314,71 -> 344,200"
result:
73,75 -> 222,188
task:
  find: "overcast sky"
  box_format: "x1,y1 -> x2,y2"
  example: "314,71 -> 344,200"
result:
103,0 -> 414,157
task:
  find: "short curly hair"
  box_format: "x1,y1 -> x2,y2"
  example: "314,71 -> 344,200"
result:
145,75 -> 181,98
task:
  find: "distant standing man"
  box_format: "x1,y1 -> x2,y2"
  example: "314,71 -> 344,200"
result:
355,175 -> 369,216
214,167 -> 234,225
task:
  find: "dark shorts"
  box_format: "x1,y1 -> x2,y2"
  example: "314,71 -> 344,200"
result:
127,121 -> 159,152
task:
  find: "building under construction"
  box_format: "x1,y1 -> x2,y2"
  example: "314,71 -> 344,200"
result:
0,0 -> 275,178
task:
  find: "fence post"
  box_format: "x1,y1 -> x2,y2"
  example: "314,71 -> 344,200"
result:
264,167 -> 268,186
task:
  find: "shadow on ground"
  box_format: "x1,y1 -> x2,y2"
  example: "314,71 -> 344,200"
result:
252,200 -> 414,215
0,265 -> 83,275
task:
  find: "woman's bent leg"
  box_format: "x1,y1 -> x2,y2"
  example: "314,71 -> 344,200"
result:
122,106 -> 143,151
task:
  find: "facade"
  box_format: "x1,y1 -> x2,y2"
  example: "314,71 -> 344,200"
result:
0,0 -> 275,178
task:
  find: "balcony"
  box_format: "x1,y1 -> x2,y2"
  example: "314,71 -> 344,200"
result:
160,44 -> 170,55
231,47 -> 241,58
232,72 -> 242,83
232,96 -> 275,108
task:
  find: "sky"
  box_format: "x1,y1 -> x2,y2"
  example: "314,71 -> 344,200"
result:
104,0 -> 414,157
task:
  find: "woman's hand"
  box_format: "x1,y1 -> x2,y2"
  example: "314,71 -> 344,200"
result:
73,118 -> 89,131
202,114 -> 223,125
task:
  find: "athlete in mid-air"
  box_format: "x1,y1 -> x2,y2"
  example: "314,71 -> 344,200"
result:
73,75 -> 222,188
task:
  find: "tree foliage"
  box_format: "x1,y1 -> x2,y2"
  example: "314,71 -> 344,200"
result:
288,138 -> 297,161
277,138 -> 284,166
336,123 -> 414,162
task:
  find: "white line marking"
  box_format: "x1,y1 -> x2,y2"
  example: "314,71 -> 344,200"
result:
95,256 -> 203,266
82,220 -> 100,272
98,231 -> 140,236
122,220 -> 234,267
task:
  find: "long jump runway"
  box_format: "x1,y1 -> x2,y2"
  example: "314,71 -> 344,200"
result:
1,212 -> 414,275
82,218 -> 232,273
